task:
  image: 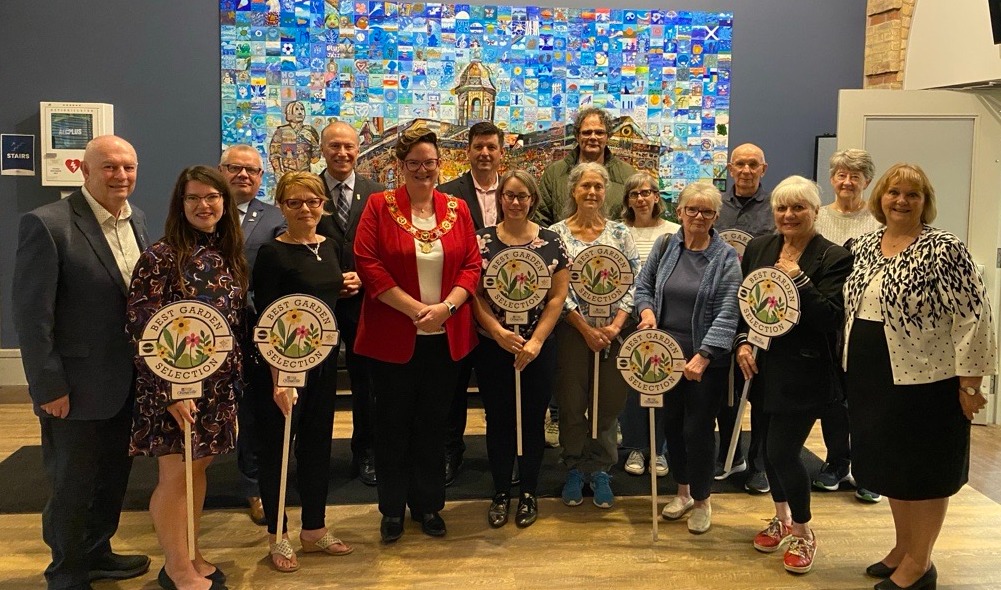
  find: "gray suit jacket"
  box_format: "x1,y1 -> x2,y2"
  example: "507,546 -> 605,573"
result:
13,190 -> 149,420
437,171 -> 486,230
316,171 -> 385,273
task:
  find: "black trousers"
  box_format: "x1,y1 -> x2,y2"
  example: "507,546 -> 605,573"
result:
761,412 -> 817,524
40,399 -> 133,590
372,335 -> 461,517
336,297 -> 376,459
476,337 -> 555,495
255,358 -> 338,535
716,365 -> 765,471
663,366 -> 728,501
445,349 -> 476,458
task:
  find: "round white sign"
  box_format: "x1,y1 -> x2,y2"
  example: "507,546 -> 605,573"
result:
482,247 -> 553,325
568,244 -> 634,318
616,329 -> 686,396
254,294 -> 339,387
737,267 -> 801,349
719,229 -> 753,260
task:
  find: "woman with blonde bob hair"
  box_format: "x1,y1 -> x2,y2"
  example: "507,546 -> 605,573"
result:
252,170 -> 353,573
843,163 -> 994,589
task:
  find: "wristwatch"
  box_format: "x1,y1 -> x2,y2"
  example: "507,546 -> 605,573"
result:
443,300 -> 457,316
697,349 -> 713,361
961,386 -> 979,396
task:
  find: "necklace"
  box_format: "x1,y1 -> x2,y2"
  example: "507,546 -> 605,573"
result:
289,235 -> 322,261
833,199 -> 864,214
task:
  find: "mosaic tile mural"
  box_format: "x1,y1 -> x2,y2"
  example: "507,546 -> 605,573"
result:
220,0 -> 733,210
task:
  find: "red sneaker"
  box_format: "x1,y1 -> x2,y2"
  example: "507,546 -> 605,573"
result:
783,533 -> 817,574
753,517 -> 792,553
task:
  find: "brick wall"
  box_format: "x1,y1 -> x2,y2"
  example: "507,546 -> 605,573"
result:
864,0 -> 915,88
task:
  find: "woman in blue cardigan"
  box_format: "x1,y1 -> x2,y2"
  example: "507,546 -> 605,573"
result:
635,181 -> 741,535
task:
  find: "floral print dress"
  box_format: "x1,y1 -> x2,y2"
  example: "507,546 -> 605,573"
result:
126,235 -> 245,459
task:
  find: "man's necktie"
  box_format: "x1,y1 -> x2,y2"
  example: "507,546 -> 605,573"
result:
335,182 -> 351,230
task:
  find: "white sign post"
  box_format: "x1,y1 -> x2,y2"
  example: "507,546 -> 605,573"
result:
482,247 -> 552,456
726,267 -> 801,473
568,244 -> 634,439
137,300 -> 235,559
617,329 -> 686,541
254,295 -> 339,548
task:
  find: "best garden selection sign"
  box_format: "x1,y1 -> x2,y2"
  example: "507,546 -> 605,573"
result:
137,300 -> 235,400
568,244 -> 634,318
482,247 -> 552,325
737,267 -> 800,349
254,294 -> 339,387
616,328 -> 685,402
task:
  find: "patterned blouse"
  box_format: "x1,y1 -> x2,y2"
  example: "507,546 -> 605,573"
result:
842,226 -> 997,385
550,219 -> 640,328
476,226 -> 570,339
126,234 -> 245,459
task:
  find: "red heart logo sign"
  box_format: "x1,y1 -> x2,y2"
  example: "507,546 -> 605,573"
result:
65,159 -> 81,173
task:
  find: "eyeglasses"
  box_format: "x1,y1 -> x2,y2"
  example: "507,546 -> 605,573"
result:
628,189 -> 656,200
221,164 -> 262,176
501,191 -> 533,203
833,171 -> 864,183
403,159 -> 439,171
579,129 -> 607,138
682,206 -> 717,219
184,193 -> 223,205
729,160 -> 763,171
283,198 -> 325,209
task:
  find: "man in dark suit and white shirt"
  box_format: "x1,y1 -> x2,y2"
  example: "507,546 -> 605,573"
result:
219,144 -> 286,525
436,121 -> 504,485
316,121 -> 385,486
13,135 -> 151,590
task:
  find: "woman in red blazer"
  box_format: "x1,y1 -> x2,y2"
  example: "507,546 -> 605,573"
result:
354,126 -> 480,543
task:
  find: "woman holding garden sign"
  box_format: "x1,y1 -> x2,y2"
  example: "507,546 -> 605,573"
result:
634,181 -> 741,535
735,175 -> 852,575
550,161 -> 640,510
127,165 -> 247,589
472,169 -> 570,528
251,171 -> 350,573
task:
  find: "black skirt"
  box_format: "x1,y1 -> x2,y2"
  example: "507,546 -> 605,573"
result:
845,319 -> 970,500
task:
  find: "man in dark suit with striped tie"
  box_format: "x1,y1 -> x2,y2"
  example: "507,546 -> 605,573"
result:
316,121 -> 385,486
219,145 -> 286,525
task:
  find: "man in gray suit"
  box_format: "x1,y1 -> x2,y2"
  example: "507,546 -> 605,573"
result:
436,121 -> 504,485
219,145 -> 285,525
316,121 -> 385,486
13,135 -> 150,590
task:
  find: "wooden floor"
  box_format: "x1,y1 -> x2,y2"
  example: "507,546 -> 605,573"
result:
2,390 -> 1000,589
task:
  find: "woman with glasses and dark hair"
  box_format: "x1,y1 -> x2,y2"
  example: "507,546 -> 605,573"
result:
550,161 -> 640,510
127,165 -> 248,590
634,181 -> 741,535
354,126 -> 481,543
473,170 -> 570,528
619,172 -> 680,478
250,171 -> 352,573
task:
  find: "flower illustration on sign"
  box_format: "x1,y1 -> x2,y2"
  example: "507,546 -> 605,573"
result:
581,256 -> 620,295
269,309 -> 322,358
156,317 -> 215,369
629,342 -> 670,384
496,260 -> 538,301
747,280 -> 787,324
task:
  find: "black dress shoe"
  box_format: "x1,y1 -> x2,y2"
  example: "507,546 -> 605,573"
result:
381,516 -> 404,543
866,561 -> 898,578
413,512 -> 447,537
515,492 -> 538,528
158,566 -> 228,590
488,492 -> 511,528
874,563 -> 937,590
444,453 -> 463,487
88,552 -> 151,581
356,452 -> 377,486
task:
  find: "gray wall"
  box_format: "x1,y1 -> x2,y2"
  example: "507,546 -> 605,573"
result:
0,0 -> 865,347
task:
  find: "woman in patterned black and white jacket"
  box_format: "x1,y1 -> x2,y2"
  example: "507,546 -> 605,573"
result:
842,163 -> 996,590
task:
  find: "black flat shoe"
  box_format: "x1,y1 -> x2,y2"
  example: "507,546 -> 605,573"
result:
488,493 -> 510,528
206,565 -> 226,583
380,516 -> 404,543
874,563 -> 937,590
515,493 -> 538,528
866,561 -> 898,578
413,512 -> 447,537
